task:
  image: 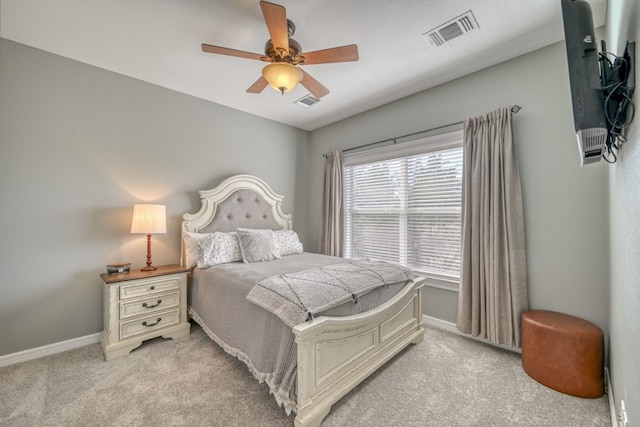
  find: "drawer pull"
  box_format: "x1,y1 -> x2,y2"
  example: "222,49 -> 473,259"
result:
142,299 -> 162,309
150,286 -> 155,290
142,318 -> 162,327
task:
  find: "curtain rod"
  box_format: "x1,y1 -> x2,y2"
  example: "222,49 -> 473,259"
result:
337,105 -> 522,155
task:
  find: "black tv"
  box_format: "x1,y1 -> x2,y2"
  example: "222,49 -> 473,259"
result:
561,0 -> 607,165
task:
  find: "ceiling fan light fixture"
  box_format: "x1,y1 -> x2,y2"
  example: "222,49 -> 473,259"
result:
262,62 -> 303,94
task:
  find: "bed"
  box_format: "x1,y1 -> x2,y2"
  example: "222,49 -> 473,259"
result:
181,174 -> 425,427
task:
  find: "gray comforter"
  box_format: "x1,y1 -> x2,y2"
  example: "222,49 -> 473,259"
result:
247,259 -> 414,327
188,253 -> 409,414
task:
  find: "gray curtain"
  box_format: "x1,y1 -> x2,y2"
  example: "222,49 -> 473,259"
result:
319,150 -> 344,256
456,107 -> 528,348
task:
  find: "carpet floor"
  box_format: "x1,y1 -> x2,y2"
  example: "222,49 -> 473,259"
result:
0,323 -> 611,426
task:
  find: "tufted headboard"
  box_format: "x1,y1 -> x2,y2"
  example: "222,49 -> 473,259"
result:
180,174 -> 292,267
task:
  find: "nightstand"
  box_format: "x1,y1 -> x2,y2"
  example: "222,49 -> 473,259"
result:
100,264 -> 190,361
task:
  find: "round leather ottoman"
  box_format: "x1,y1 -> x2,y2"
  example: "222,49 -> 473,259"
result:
521,310 -> 604,398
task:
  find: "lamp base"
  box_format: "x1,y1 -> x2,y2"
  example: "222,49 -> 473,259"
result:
141,233 -> 158,272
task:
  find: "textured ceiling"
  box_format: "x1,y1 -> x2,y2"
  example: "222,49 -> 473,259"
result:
0,0 -> 607,131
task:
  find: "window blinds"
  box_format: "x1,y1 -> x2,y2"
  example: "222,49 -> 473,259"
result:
344,133 -> 463,281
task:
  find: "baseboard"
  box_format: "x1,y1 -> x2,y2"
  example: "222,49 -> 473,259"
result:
422,315 -> 521,354
422,314 -> 459,333
606,367 -> 618,427
0,333 -> 101,368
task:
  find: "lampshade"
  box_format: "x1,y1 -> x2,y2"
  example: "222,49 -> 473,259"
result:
130,204 -> 167,234
262,62 -> 303,94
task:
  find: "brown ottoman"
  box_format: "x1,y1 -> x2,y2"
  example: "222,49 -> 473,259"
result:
521,310 -> 604,398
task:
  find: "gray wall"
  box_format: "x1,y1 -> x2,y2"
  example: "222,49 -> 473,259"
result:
606,0 -> 639,422
308,41 -> 610,331
0,38 -> 309,356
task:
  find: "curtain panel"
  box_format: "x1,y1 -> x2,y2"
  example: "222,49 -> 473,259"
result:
319,150 -> 344,256
456,107 -> 528,348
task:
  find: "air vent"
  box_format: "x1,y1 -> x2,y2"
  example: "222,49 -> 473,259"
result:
423,11 -> 479,48
294,94 -> 321,108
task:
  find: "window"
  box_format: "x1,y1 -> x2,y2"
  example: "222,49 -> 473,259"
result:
343,130 -> 463,288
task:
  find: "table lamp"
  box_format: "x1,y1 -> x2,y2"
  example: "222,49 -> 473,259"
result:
131,204 -> 166,271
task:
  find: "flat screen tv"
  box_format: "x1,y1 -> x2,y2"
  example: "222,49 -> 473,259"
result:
561,0 -> 607,165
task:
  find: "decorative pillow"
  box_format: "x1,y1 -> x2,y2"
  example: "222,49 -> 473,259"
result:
273,229 -> 303,256
236,228 -> 281,263
183,232 -> 209,269
196,231 -> 242,269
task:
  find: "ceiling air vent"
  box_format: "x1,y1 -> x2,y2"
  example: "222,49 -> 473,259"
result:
294,94 -> 321,108
423,11 -> 479,48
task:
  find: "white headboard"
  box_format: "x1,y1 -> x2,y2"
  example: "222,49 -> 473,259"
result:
181,174 -> 292,266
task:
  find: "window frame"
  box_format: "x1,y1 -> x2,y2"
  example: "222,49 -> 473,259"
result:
343,128 -> 463,291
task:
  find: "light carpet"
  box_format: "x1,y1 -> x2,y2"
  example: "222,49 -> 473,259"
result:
0,323 -> 610,426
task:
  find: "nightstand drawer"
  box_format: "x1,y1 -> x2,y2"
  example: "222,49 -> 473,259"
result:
119,291 -> 180,319
120,309 -> 180,340
119,275 -> 181,300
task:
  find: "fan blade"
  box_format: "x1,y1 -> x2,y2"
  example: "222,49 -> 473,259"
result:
202,44 -> 267,61
298,44 -> 359,65
300,69 -> 330,98
260,1 -> 289,56
247,77 -> 269,94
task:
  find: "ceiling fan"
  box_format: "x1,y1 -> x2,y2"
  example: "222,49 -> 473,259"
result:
201,1 -> 359,99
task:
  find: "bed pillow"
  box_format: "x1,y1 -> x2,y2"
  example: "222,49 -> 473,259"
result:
183,231 -> 209,269
236,228 -> 281,263
273,229 -> 303,256
196,231 -> 242,268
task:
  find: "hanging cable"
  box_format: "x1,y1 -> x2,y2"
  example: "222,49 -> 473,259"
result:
599,46 -> 635,163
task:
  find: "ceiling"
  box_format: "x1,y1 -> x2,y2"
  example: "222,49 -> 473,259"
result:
0,0 -> 607,131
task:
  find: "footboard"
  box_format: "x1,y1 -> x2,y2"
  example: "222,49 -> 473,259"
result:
292,278 -> 425,427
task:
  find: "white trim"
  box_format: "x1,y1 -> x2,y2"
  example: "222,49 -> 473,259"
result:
0,333 -> 101,368
606,367 -> 618,427
422,314 -> 521,354
422,314 -> 459,333
343,128 -> 463,166
421,276 -> 460,292
343,129 -> 464,167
